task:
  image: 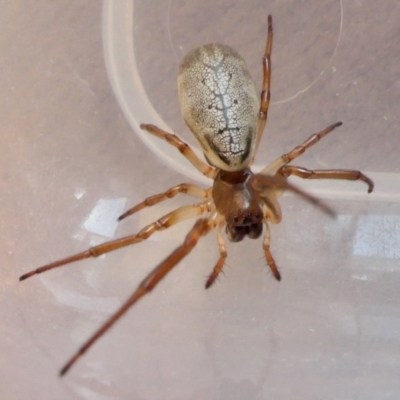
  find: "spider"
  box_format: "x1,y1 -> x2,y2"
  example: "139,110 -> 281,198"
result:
20,15 -> 373,376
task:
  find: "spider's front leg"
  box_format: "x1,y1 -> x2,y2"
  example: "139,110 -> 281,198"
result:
19,202 -> 213,281
60,217 -> 217,376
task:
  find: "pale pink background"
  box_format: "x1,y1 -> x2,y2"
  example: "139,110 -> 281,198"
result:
1,1 -> 400,399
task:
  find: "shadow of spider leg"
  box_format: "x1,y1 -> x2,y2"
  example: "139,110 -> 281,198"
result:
19,202 -> 213,281
59,217 -> 217,376
252,174 -> 339,280
119,184 -> 212,221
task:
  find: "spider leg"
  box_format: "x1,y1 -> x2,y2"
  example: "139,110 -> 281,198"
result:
253,174 -> 336,217
255,14 -> 273,151
205,220 -> 227,289
262,221 -> 281,281
19,202 -> 213,281
140,124 -> 218,179
119,184 -> 212,221
59,217 -> 216,376
277,166 -> 374,193
261,122 -> 343,174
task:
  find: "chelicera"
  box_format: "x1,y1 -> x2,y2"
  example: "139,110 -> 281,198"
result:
20,15 -> 374,376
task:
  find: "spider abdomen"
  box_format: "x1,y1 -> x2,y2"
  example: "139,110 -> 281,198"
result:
178,44 -> 259,171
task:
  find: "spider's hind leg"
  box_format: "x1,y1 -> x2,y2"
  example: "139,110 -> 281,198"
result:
256,14 -> 273,150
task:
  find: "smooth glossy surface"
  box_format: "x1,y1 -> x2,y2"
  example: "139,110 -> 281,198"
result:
2,1 -> 400,399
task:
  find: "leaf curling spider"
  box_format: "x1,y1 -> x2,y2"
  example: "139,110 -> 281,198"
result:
20,15 -> 374,376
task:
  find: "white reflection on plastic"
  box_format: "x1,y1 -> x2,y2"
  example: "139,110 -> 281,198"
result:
75,386 -> 114,400
40,279 -> 121,314
361,315 -> 400,340
83,198 -> 127,238
354,215 -> 400,259
74,187 -> 86,200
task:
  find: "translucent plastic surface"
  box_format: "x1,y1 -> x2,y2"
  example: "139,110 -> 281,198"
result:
2,1 -> 400,399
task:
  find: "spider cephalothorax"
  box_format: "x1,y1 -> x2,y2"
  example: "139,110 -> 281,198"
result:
212,169 -> 264,242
